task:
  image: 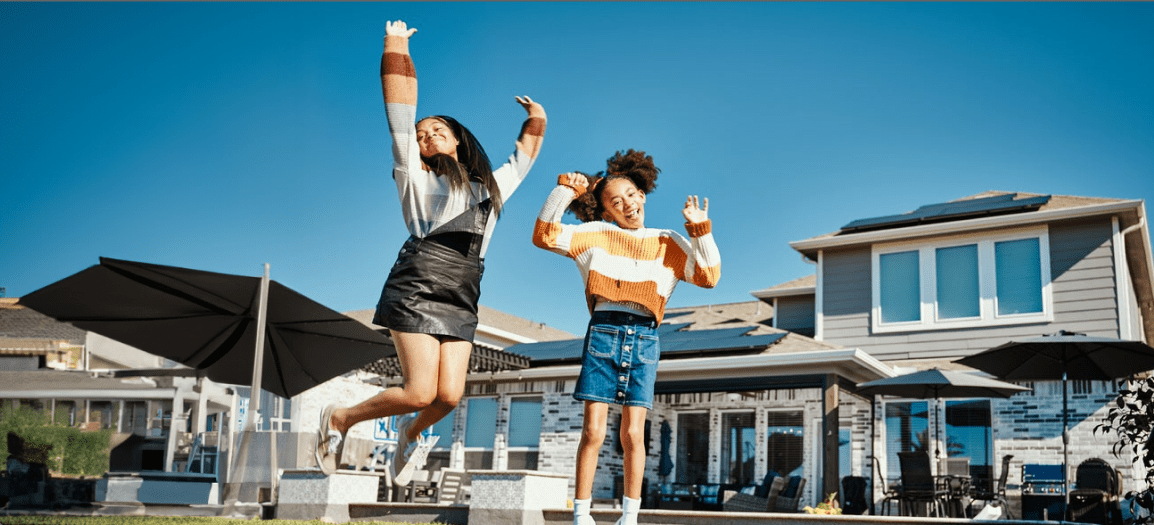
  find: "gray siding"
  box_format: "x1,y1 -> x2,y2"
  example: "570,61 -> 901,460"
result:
820,217 -> 1120,361
775,295 -> 815,335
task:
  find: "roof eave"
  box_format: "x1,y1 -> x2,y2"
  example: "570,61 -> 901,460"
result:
750,286 -> 816,299
790,199 -> 1144,255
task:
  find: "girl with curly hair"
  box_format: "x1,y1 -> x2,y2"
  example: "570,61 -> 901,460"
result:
315,20 -> 547,484
532,150 -> 720,525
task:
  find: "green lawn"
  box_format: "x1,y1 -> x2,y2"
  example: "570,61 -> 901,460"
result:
0,517 -> 441,525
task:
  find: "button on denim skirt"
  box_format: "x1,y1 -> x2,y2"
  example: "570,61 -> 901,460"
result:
573,311 -> 661,409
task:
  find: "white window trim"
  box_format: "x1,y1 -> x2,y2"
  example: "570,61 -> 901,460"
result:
871,226 -> 1053,333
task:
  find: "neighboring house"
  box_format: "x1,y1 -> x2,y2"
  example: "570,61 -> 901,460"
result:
0,297 -> 232,474
756,190 -> 1153,512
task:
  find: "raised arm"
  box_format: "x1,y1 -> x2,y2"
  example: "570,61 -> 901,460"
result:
532,173 -> 587,256
678,195 -> 721,288
514,96 -> 547,159
381,20 -> 417,107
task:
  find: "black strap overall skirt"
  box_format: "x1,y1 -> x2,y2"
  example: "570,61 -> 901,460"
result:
373,199 -> 490,342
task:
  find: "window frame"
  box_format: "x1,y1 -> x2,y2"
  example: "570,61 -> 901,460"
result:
871,226 -> 1053,333
505,395 -> 543,464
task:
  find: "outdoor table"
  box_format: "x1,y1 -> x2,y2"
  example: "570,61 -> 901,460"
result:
937,474 -> 972,518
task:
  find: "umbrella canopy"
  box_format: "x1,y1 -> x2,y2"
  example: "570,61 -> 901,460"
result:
857,368 -> 1030,460
19,257 -> 395,398
955,330 -> 1154,505
955,330 -> 1154,382
857,368 -> 1031,400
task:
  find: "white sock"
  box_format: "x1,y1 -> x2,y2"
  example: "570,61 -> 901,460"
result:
573,498 -> 594,525
615,496 -> 641,525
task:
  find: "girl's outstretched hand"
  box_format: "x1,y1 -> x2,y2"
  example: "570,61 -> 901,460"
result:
683,195 -> 709,224
516,95 -> 546,118
385,20 -> 417,39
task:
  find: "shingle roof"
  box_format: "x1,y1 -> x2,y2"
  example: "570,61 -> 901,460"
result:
1,298 -> 86,344
750,274 -> 816,298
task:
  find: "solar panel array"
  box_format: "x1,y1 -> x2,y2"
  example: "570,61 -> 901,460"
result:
508,324 -> 786,366
841,193 -> 1051,232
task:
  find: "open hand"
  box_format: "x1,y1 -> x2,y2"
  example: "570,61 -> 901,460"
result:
516,95 -> 545,117
683,195 -> 709,224
385,20 -> 417,39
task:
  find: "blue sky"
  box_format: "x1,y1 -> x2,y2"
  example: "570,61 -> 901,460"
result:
2,2 -> 1152,337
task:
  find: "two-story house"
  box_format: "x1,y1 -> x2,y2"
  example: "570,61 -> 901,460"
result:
756,190 -> 1153,513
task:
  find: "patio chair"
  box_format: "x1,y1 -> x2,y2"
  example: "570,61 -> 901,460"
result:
897,451 -> 947,517
873,456 -> 902,516
968,454 -> 1013,519
435,468 -> 470,504
774,476 -> 807,512
840,475 -> 869,515
1068,458 -> 1121,524
722,476 -> 784,512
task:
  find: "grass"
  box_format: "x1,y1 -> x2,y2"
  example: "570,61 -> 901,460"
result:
0,517 -> 443,525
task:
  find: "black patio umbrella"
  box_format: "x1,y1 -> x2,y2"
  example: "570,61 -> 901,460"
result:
19,257 -> 395,399
955,330 -> 1154,506
857,368 -> 1031,459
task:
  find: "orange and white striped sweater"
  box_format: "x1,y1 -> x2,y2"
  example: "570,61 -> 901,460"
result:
532,179 -> 721,323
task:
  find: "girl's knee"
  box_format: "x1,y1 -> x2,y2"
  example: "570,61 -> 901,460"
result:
403,384 -> 437,409
619,425 -> 645,451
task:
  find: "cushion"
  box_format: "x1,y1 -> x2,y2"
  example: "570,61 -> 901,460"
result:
781,476 -> 802,498
755,474 -> 778,498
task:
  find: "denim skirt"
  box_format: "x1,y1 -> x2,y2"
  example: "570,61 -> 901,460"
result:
573,310 -> 661,409
373,234 -> 484,341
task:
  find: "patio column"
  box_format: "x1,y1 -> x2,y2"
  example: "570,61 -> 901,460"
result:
822,373 -> 840,498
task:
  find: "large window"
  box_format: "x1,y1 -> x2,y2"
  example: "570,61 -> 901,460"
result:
765,411 -> 804,477
508,397 -> 542,470
464,397 -> 497,470
676,412 -> 710,484
883,401 -> 929,485
721,412 -> 756,484
872,228 -> 1051,332
236,387 -> 291,432
945,400 -> 992,480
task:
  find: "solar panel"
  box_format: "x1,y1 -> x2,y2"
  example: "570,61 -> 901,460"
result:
841,194 -> 1051,232
508,326 -> 785,365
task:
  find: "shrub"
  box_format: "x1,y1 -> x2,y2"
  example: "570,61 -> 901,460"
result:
1096,376 -> 1154,523
0,404 -> 110,476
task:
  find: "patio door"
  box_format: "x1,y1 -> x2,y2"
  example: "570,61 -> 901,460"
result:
676,412 -> 709,483
883,400 -> 929,485
721,411 -> 756,484
944,399 -> 992,480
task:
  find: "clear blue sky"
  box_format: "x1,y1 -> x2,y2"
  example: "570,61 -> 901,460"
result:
3,2 -> 1152,337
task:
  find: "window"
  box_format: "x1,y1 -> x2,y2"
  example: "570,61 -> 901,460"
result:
676,412 -> 710,484
508,397 -> 542,470
236,387 -> 292,432
765,411 -> 804,477
883,401 -> 929,485
872,227 -> 1051,332
464,397 -> 497,469
721,412 -> 756,484
945,400 -> 992,480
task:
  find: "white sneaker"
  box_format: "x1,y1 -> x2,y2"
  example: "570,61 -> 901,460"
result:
313,405 -> 344,475
393,434 -> 439,486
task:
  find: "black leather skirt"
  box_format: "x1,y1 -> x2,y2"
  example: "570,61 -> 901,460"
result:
373,233 -> 485,342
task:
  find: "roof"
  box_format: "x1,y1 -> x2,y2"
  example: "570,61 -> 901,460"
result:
788,190 -> 1154,346
1,297 -> 86,347
750,274 -> 816,299
509,301 -> 842,366
791,191 -> 1139,252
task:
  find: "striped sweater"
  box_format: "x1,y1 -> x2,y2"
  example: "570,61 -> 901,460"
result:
381,34 -> 547,257
532,179 -> 721,323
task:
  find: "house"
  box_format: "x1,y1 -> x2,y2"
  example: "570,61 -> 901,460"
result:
760,190 -> 1153,515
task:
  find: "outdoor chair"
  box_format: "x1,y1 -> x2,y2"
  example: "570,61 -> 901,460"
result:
722,476 -> 784,512
774,476 -> 807,512
840,475 -> 869,515
1068,458 -> 1122,524
897,451 -> 947,517
873,456 -> 902,516
434,468 -> 470,504
968,454 -> 1013,519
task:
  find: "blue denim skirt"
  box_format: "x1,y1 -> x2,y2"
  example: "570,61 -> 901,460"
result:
573,311 -> 661,409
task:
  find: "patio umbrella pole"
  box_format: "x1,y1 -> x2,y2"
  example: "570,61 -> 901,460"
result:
1062,370 -> 1069,515
224,263 -> 271,513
